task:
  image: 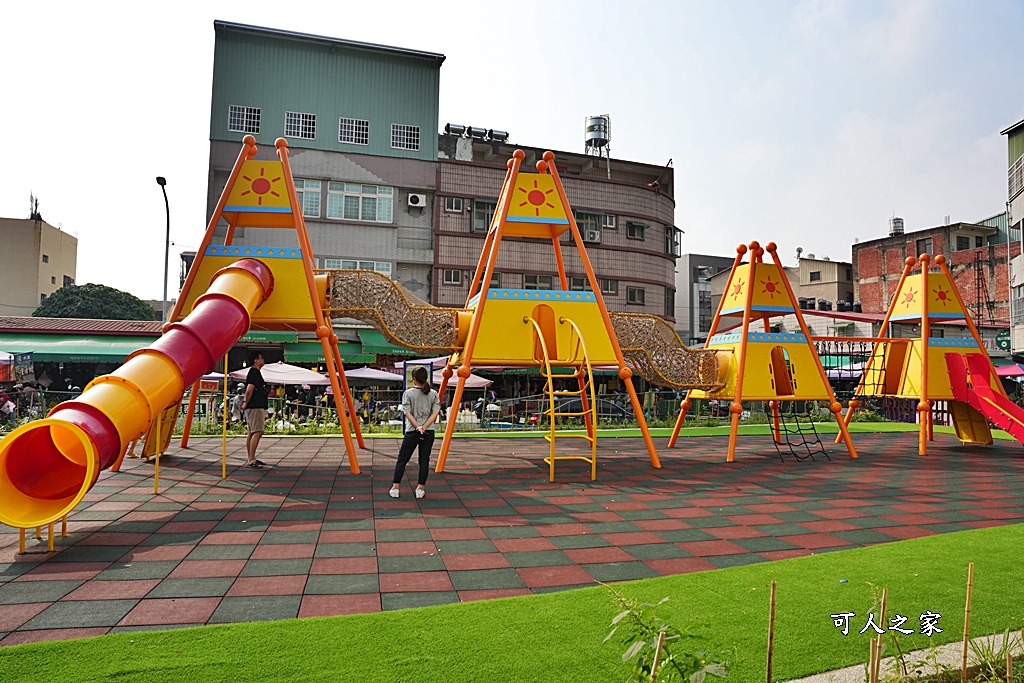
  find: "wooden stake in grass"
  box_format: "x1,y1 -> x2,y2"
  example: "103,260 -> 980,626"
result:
766,580 -> 777,683
961,562 -> 974,683
1006,649 -> 1012,683
868,637 -> 878,683
873,588 -> 888,683
649,631 -> 666,683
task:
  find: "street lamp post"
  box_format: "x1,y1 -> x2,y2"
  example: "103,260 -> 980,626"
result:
156,177 -> 169,322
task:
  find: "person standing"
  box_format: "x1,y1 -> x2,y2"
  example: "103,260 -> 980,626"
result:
390,366 -> 440,500
241,351 -> 269,469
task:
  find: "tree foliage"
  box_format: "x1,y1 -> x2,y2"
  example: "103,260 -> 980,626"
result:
33,284 -> 157,321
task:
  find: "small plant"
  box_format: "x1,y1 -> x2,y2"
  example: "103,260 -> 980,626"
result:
602,583 -> 731,682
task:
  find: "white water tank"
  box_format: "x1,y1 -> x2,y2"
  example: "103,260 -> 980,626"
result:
585,115 -> 611,149
889,217 -> 904,236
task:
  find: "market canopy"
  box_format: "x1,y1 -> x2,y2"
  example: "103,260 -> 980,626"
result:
359,330 -> 414,356
344,367 -> 402,383
229,361 -> 330,385
0,333 -> 154,363
995,364 -> 1024,378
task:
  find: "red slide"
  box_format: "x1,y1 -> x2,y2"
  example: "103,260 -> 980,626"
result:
945,352 -> 1024,444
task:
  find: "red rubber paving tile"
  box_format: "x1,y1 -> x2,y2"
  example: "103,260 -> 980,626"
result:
157,521 -> 219,534
227,575 -> 307,597
441,554 -> 512,571
1,628 -> 109,646
298,594 -> 381,618
267,521 -> 322,532
706,526 -> 769,540
797,520 -> 864,533
379,572 -> 454,593
374,518 -> 427,530
457,589 -> 533,602
200,532 -> 265,545
778,533 -> 855,549
118,511 -> 177,522
375,542 -> 440,557
250,544 -> 317,560
15,562 -> 111,581
535,523 -> 593,537
318,530 -> 375,544
169,560 -> 247,579
475,516 -> 528,527
724,514 -> 788,526
571,512 -> 626,523
563,547 -> 634,564
429,527 -> 488,541
602,532 -> 667,546
812,508 -> 869,520
661,508 -> 716,519
643,558 -> 719,576
310,558 -> 379,575
677,540 -> 751,556
515,565 -> 593,589
225,510 -> 277,521
119,545 -> 194,562
0,603 -> 48,631
63,580 -> 161,601
878,526 -> 937,541
634,519 -> 693,531
118,598 -> 221,626
491,537 -> 558,553
881,514 -> 949,526
78,533 -> 151,546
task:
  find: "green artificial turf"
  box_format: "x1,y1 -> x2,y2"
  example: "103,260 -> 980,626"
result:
3,524 -> 1024,682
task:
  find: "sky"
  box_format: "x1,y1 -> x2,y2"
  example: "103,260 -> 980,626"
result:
2,0 -> 1023,302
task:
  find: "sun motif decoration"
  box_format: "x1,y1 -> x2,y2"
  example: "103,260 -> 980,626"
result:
933,286 -> 952,308
760,276 -> 780,300
731,278 -> 746,301
901,287 -> 917,308
239,165 -> 283,206
517,179 -> 556,216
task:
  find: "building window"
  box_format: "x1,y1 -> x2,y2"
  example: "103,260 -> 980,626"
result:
473,200 -> 496,233
810,271 -> 821,282
323,258 -> 342,269
63,275 -> 74,287
916,238 -> 933,256
665,225 -> 682,257
50,276 -> 56,284
338,117 -> 369,145
340,260 -> 392,276
569,277 -> 592,291
471,270 -> 501,288
524,274 -> 553,290
956,235 -> 970,251
627,222 -> 646,240
391,124 -> 420,151
442,269 -> 462,286
575,211 -> 601,243
294,179 -> 321,218
627,287 -> 645,305
976,235 -> 984,248
665,287 -> 675,318
600,279 -> 618,295
846,268 -> 852,280
228,105 -> 261,134
327,183 -> 394,223
40,293 -> 46,303
284,111 -> 316,140
698,288 -> 712,332
602,214 -> 617,230
444,197 -> 464,213
42,254 -> 49,263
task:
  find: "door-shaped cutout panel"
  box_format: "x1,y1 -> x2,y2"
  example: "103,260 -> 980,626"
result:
769,346 -> 794,396
532,304 -> 558,361
883,341 -> 910,395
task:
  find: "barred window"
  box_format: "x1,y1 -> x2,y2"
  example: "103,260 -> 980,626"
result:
627,287 -> 645,305
295,179 -> 321,218
340,260 -> 391,275
473,200 -> 496,233
285,111 -> 316,140
327,183 -> 394,223
569,277 -> 592,291
323,258 -> 342,269
339,117 -> 369,145
524,274 -> 553,290
600,279 -> 618,295
228,105 -> 261,134
391,123 -> 420,151
627,222 -> 647,240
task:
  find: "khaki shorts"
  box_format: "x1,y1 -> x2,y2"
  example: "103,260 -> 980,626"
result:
245,408 -> 267,434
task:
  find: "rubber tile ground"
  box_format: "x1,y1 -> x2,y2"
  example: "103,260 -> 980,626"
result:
2,431 -> 1022,646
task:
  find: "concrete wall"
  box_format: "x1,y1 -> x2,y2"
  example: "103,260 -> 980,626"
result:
0,219 -> 77,316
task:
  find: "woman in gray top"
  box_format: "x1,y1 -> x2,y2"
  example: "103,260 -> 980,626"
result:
390,366 -> 441,499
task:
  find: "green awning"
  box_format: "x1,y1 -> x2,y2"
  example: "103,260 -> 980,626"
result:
991,356 -> 1016,367
283,341 -> 374,364
240,331 -> 299,343
358,329 -> 415,356
0,333 -> 156,363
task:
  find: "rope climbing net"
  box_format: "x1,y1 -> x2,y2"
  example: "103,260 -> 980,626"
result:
771,403 -> 830,462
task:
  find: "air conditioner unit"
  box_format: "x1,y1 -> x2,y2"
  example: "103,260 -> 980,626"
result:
408,193 -> 427,208
584,229 -> 601,243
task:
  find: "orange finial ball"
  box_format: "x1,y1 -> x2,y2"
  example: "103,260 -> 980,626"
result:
919,253 -> 930,263
766,242 -> 778,253
457,366 -> 472,379
749,240 -> 761,250
737,244 -> 748,255
543,151 -> 555,162
905,256 -> 917,267
243,135 -> 256,145
513,150 -> 525,160
315,325 -> 331,338
275,138 -> 288,149
536,160 -> 548,173
934,254 -> 946,265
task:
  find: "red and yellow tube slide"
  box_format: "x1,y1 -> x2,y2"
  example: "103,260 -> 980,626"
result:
0,259 -> 273,529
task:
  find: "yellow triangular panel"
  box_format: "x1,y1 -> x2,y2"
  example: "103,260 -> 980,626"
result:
504,173 -> 571,238
719,264 -> 751,316
222,160 -> 294,228
889,272 -> 966,322
719,263 -> 794,316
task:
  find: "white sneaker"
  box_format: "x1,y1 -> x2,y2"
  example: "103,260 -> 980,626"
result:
389,487 -> 400,498
415,488 -> 425,499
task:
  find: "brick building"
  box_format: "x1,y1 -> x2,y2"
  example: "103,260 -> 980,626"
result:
852,219 -> 1018,325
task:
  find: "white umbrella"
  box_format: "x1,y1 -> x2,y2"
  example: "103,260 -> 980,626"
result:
434,370 -> 491,389
345,366 -> 403,382
230,361 -> 331,385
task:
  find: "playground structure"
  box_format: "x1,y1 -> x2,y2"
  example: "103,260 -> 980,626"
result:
838,253 -> 1024,455
668,241 -> 859,463
0,139 -> 726,534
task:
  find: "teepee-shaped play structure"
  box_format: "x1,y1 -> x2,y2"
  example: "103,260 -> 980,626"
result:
668,241 -> 859,462
434,150 -> 661,480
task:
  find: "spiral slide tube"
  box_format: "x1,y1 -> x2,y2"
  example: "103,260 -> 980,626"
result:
0,259 -> 274,530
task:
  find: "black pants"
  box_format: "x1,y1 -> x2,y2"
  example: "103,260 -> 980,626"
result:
393,430 -> 434,486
